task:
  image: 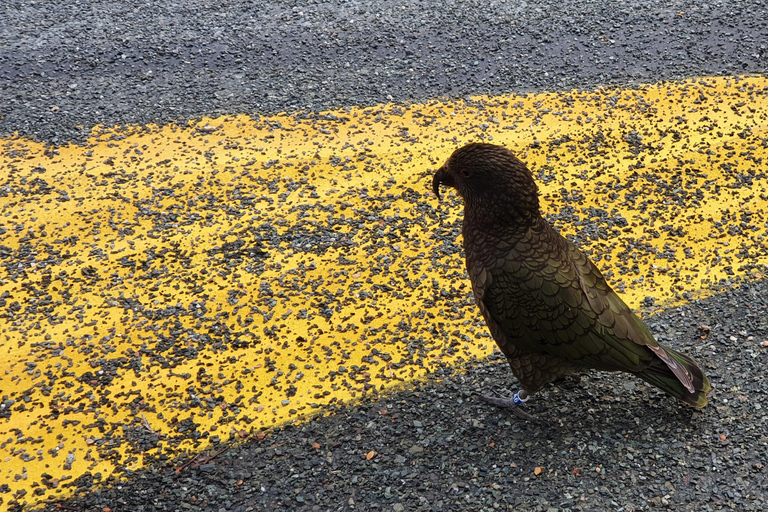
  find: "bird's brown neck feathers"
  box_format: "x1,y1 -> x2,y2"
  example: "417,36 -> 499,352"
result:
446,144 -> 541,229
463,191 -> 540,230
463,214 -> 552,267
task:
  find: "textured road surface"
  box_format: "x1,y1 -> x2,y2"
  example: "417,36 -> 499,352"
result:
1,0 -> 767,511
2,0 -> 768,144
30,282 -> 768,511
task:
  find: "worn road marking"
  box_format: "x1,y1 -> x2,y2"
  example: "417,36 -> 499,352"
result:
1,76 -> 767,507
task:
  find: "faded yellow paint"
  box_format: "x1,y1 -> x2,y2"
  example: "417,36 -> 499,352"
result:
1,75 -> 767,508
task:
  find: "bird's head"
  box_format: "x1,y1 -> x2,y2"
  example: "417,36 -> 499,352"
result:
432,143 -> 540,223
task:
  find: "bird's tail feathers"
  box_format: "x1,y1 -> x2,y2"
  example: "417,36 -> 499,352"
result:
635,346 -> 710,408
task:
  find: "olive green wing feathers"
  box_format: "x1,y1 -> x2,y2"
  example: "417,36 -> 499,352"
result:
569,241 -> 697,393
471,225 -> 709,406
473,229 -> 651,372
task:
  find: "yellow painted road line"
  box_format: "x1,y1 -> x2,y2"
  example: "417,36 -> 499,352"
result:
1,75 -> 767,508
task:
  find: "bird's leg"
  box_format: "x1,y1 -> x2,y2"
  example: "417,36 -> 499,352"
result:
475,390 -> 540,422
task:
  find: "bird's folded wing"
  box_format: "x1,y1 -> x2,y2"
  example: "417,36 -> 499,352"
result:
571,243 -> 695,392
474,234 -> 654,373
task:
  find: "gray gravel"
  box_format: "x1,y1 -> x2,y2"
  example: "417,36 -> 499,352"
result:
34,280 -> 768,511
2,0 -> 768,144
3,1 -> 767,511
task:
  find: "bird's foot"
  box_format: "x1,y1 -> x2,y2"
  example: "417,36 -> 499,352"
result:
475,391 -> 541,423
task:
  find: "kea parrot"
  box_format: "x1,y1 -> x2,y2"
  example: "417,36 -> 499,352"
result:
432,143 -> 710,419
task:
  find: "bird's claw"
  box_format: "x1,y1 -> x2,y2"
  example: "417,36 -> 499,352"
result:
475,393 -> 543,423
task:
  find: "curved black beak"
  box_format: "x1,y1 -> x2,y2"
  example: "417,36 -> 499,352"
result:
432,167 -> 454,199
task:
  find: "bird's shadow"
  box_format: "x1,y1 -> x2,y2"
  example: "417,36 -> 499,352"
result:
471,362 -> 704,444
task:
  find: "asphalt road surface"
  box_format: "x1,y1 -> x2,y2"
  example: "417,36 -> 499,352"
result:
2,0 -> 768,144
1,1 -> 767,511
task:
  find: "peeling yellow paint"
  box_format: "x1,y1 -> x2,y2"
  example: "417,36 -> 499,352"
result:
1,75 -> 767,508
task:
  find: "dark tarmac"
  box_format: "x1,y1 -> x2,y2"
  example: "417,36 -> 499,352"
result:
35,281 -> 768,511
2,0 -> 768,144
1,1 -> 767,511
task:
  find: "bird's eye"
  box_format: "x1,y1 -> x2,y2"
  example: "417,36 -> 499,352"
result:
461,169 -> 471,178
